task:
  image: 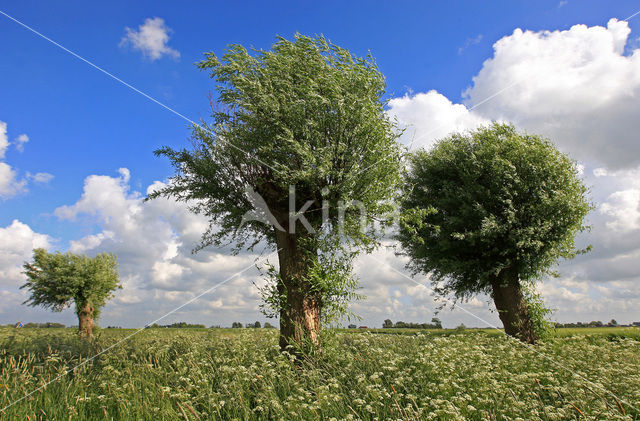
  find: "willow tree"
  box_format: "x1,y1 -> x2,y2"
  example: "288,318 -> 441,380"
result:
397,123 -> 591,343
22,249 -> 121,337
149,35 -> 402,351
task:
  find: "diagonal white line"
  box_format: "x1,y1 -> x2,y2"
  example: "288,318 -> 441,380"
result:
0,250 -> 278,413
624,8 -> 640,21
0,9 -> 281,176
385,262 -> 640,413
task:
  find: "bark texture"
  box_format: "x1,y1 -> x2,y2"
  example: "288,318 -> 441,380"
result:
490,271 -> 537,344
274,229 -> 321,352
78,302 -> 95,338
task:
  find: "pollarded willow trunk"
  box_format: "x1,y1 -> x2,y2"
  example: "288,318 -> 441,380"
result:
77,302 -> 95,338
274,229 -> 321,353
490,271 -> 537,344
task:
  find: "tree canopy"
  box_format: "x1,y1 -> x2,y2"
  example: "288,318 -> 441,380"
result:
22,248 -> 121,336
150,34 -> 402,250
397,123 -> 591,342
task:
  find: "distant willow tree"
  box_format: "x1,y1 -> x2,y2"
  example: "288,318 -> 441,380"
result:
22,249 -> 121,337
398,124 -> 591,343
149,35 -> 402,351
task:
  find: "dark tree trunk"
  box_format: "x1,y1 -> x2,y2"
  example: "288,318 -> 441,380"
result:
77,302 -> 95,338
490,271 -> 537,344
274,229 -> 321,353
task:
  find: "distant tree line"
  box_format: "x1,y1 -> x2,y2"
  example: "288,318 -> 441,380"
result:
382,318 -> 443,329
554,319 -> 638,328
8,322 -> 66,328
149,322 -> 206,329
231,321 -> 276,329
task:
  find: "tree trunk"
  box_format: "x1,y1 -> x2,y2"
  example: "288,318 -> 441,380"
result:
274,229 -> 321,353
490,271 -> 537,344
77,302 -> 95,338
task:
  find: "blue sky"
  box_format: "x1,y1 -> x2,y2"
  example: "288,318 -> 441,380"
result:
1,0 -> 637,239
2,1 -> 640,327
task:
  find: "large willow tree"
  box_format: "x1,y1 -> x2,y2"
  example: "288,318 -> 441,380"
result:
150,35 -> 402,351
397,124 -> 591,343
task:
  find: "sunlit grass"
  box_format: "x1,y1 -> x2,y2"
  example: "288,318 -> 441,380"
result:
1,327 -> 638,419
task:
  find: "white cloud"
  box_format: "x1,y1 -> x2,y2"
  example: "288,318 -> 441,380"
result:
600,189 -> 640,231
0,220 -> 67,322
0,121 -> 51,199
120,17 -> 180,61
0,121 -> 8,159
458,34 -> 483,55
464,18 -> 640,169
14,134 -> 28,153
389,19 -> 640,170
0,121 -> 26,199
0,220 -> 52,287
0,162 -> 27,199
52,169 -> 269,327
27,172 -> 54,184
593,168 -> 608,177
584,166 -> 640,234
388,90 -> 489,149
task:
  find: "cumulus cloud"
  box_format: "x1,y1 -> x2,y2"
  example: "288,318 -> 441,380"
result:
390,19 -> 640,168
0,220 -> 51,287
464,18 -> 640,169
52,168 -> 271,327
120,17 -> 180,61
0,162 -> 27,199
601,189 -> 640,231
0,221 -> 65,322
0,121 -> 52,199
388,90 -> 489,149
0,122 -> 27,199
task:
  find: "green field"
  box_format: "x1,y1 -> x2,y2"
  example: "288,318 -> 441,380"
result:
1,327 -> 639,419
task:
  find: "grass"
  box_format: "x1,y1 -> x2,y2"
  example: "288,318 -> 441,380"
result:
346,326 -> 640,339
1,327 -> 639,419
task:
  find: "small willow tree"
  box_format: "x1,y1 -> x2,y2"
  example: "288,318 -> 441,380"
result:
397,123 -> 591,343
149,35 -> 402,351
22,249 -> 121,337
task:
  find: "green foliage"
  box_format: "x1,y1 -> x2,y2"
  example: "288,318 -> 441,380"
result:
521,283 -> 555,340
398,123 -> 592,301
258,237 -> 363,323
1,328 -> 637,419
21,248 -> 121,319
149,34 -> 403,252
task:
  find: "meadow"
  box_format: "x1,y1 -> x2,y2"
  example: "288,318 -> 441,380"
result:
1,327 -> 639,420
